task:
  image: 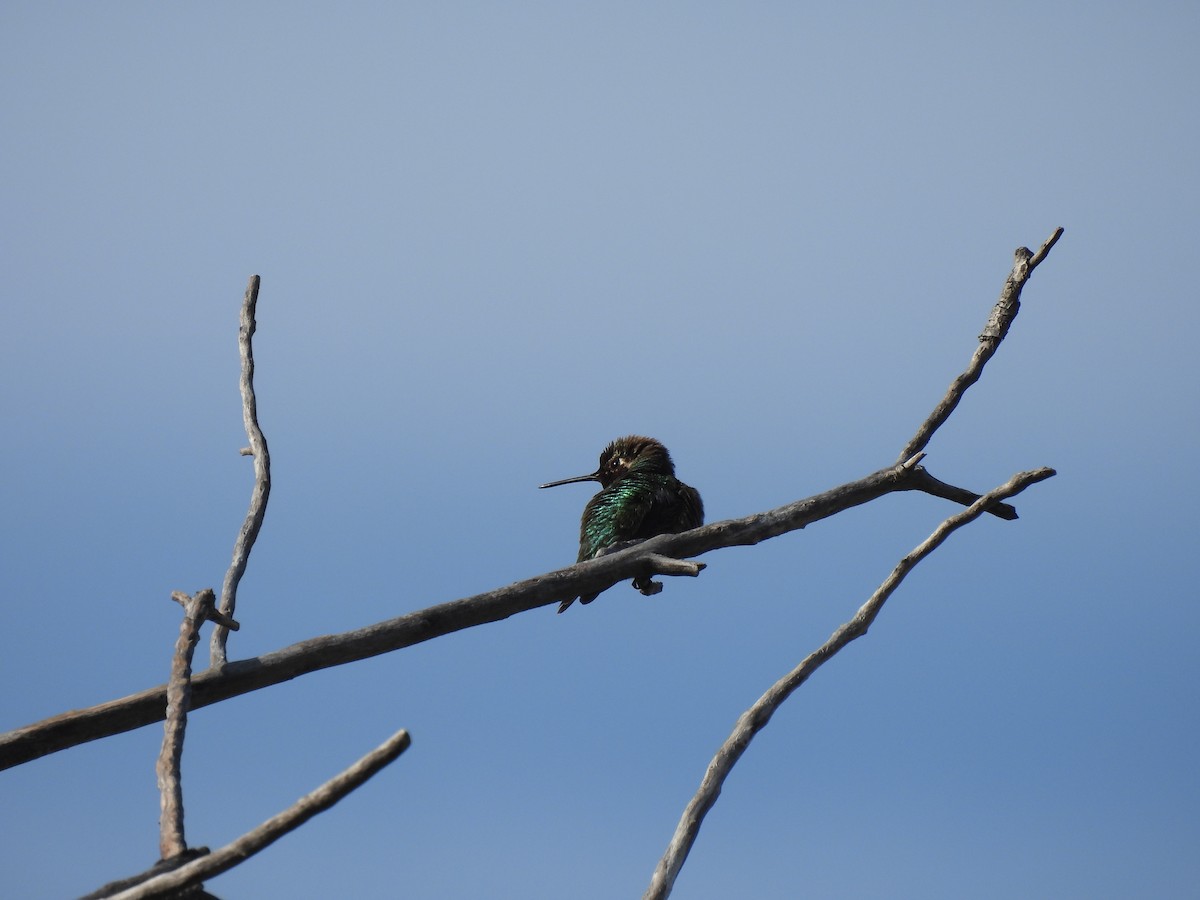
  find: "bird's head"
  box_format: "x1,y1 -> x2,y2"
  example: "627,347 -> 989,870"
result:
539,435 -> 675,490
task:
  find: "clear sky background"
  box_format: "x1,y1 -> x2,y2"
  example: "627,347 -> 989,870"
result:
2,4 -> 1197,898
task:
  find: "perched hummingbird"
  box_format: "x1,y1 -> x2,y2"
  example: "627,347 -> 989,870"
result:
540,435 -> 704,613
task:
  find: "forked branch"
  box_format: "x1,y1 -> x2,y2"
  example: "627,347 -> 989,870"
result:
643,465 -> 1056,900
96,728 -> 410,899
157,589 -> 237,860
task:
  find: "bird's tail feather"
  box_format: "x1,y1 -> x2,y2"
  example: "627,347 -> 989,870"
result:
557,592 -> 598,613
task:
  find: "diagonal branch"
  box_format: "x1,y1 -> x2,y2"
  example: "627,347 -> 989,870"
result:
897,227 -> 1063,464
0,458 -> 1044,770
210,275 -> 271,670
643,465 -> 1056,900
2,458 -> 930,770
97,728 -> 411,899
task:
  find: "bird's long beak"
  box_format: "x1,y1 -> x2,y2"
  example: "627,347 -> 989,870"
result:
539,470 -> 600,489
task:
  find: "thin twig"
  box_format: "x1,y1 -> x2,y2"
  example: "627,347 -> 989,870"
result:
1027,226 -> 1064,272
156,589 -> 227,860
897,227 -> 1064,464
103,729 -> 411,900
641,554 -> 706,577
902,467 -> 1018,520
642,466 -> 1056,900
210,275 -> 271,669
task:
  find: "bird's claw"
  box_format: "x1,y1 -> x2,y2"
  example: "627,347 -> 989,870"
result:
633,577 -> 663,596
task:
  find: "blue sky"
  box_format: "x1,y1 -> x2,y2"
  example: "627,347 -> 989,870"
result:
2,3 -> 1197,897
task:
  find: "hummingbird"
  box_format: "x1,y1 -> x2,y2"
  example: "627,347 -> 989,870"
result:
540,435 -> 704,613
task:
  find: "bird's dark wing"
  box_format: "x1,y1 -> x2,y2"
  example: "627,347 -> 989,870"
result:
678,482 -> 704,530
640,477 -> 704,537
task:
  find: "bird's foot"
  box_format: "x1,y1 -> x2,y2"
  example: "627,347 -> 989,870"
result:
632,577 -> 663,596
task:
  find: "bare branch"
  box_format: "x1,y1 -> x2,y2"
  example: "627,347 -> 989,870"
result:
1027,226 -> 1065,272
643,465 -> 1056,900
902,466 -> 1018,520
158,590 -> 234,860
210,275 -> 271,669
897,227 -> 1064,464
0,461 -> 1031,770
2,459 -> 931,770
174,590 -> 240,631
158,590 -> 206,859
641,554 -> 705,578
2,232 -> 1066,770
100,729 -> 411,899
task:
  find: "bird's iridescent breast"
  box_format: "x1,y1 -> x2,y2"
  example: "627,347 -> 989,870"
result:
578,472 -> 704,561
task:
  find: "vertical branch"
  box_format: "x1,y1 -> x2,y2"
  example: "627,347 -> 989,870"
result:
157,590 -> 238,859
210,275 -> 271,669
